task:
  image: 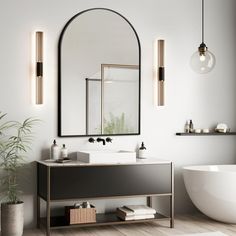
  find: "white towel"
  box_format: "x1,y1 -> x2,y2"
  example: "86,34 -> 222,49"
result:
124,205 -> 156,215
117,213 -> 155,221
117,207 -> 135,216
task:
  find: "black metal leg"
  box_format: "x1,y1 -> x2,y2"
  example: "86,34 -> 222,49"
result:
46,200 -> 50,236
46,167 -> 51,236
170,195 -> 174,228
170,162 -> 174,228
37,196 -> 40,229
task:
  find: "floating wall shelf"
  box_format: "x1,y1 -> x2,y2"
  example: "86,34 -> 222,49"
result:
176,132 -> 236,136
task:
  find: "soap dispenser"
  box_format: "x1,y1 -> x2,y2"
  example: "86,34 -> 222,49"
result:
138,142 -> 147,159
51,140 -> 60,160
61,144 -> 68,159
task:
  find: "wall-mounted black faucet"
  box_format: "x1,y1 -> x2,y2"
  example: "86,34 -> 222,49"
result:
88,137 -> 112,145
97,137 -> 106,145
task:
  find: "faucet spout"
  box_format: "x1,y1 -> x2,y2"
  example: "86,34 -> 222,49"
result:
97,137 -> 106,145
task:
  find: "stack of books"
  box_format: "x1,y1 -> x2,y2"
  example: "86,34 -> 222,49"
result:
116,205 -> 156,221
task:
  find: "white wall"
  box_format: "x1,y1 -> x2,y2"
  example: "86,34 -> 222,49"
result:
0,0 -> 236,228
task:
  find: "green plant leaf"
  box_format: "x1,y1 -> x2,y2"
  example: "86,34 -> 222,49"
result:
0,113 -> 39,203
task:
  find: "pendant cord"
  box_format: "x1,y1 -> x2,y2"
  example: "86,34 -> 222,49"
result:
202,0 -> 204,43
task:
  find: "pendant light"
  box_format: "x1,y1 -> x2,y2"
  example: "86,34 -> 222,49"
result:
190,0 -> 215,74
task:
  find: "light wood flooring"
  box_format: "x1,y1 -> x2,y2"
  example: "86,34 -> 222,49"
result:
24,214 -> 236,236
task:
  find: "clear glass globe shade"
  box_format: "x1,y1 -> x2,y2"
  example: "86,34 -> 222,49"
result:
190,50 -> 216,74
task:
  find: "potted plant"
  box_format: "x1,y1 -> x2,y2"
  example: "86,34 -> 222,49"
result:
0,112 -> 38,236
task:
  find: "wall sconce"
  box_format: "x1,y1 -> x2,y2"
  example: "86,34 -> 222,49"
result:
157,39 -> 165,106
35,31 -> 43,104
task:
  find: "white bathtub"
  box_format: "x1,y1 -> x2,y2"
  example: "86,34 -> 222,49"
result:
183,165 -> 236,223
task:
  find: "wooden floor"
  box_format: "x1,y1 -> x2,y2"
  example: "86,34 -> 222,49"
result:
24,214 -> 236,236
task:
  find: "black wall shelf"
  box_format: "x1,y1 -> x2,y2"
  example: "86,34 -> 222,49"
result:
176,132 -> 236,136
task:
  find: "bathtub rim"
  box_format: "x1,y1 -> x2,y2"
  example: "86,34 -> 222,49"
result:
183,164 -> 236,173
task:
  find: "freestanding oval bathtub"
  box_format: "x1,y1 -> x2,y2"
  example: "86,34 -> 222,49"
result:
183,165 -> 236,223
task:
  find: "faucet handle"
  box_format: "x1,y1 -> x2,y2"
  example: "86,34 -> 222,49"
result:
106,137 -> 112,143
88,137 -> 95,143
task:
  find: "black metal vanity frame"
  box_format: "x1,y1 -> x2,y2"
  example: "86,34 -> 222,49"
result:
57,8 -> 141,137
37,161 -> 174,236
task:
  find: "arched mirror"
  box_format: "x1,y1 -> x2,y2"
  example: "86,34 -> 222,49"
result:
58,8 -> 141,137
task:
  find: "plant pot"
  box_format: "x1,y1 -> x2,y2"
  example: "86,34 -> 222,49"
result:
1,201 -> 24,236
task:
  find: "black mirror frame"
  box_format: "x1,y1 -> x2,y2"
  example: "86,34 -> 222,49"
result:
58,8 -> 141,137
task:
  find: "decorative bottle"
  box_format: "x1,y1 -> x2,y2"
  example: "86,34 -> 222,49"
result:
51,140 -> 60,160
61,144 -> 68,159
138,142 -> 147,159
189,120 -> 194,133
185,120 -> 190,133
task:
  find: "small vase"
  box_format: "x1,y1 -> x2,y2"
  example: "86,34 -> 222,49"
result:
1,201 -> 24,236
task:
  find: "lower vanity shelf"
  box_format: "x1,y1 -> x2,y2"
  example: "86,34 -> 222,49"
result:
40,212 -> 170,229
37,159 -> 174,236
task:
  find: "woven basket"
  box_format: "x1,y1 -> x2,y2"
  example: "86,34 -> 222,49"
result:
65,205 -> 96,224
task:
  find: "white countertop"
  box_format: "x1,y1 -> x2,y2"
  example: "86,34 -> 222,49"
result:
37,158 -> 172,167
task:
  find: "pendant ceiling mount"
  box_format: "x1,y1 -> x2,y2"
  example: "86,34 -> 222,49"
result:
190,0 -> 216,74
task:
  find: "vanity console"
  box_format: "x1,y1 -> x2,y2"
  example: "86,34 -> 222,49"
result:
37,159 -> 174,236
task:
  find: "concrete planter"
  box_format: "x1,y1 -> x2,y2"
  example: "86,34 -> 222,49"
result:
1,201 -> 24,236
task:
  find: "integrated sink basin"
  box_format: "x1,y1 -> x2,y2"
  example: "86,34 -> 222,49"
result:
77,150 -> 136,164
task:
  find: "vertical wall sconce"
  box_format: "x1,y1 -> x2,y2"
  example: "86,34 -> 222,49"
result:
158,39 -> 165,106
35,31 -> 43,104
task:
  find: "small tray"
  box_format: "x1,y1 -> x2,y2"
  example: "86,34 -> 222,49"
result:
56,158 -> 71,163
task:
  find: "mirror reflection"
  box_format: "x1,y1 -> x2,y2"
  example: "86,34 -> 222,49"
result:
59,8 -> 140,136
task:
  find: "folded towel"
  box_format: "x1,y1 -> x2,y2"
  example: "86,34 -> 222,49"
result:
124,205 -> 156,215
117,210 -> 155,221
117,207 -> 135,217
